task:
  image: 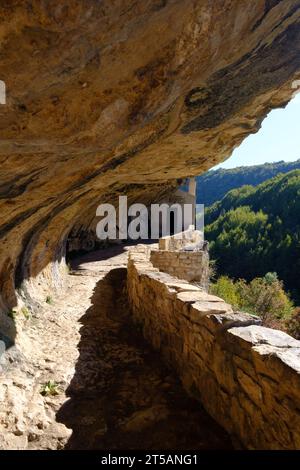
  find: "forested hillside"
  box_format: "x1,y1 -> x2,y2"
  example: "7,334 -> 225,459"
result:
205,170 -> 300,303
197,159 -> 300,206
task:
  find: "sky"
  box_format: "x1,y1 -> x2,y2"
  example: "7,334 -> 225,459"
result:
214,93 -> 300,170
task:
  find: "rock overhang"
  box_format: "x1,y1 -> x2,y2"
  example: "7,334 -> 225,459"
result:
0,0 -> 300,319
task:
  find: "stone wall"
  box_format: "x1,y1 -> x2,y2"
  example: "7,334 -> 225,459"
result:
150,250 -> 209,289
158,228 -> 203,251
127,247 -> 300,450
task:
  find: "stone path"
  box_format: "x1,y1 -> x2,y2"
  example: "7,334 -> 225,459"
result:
0,245 -> 232,450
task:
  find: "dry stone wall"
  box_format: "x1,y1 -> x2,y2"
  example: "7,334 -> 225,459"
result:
127,246 -> 300,450
158,229 -> 203,251
150,250 -> 209,289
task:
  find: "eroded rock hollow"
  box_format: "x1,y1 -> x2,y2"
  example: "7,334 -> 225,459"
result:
0,0 -> 300,342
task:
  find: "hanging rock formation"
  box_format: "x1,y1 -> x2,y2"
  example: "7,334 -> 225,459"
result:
1,0 -> 300,340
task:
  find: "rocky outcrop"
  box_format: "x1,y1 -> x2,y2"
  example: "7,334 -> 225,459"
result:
1,1 -> 300,340
127,246 -> 300,449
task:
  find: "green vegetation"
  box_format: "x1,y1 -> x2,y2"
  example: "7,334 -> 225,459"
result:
40,380 -> 60,397
205,170 -> 300,303
211,273 -> 294,326
197,159 -> 300,206
204,168 -> 300,338
7,306 -> 31,320
286,308 -> 300,340
21,306 -> 31,319
65,262 -> 71,273
46,295 -> 53,305
7,308 -> 17,320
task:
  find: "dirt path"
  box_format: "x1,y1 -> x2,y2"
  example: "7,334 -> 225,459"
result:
0,246 -> 232,450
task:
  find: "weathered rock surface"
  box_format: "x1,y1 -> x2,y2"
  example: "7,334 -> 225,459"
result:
1,1 -> 300,335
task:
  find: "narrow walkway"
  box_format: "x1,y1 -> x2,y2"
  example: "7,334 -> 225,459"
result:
0,245 -> 232,450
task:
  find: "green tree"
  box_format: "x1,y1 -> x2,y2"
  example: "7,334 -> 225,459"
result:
210,273 -> 294,327
205,170 -> 300,303
210,276 -> 240,307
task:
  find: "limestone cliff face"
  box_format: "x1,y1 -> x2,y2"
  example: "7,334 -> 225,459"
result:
0,1 -> 300,339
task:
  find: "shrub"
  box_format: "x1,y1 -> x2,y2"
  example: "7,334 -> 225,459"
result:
236,273 -> 294,322
210,272 -> 294,325
286,307 -> 300,340
210,276 -> 241,308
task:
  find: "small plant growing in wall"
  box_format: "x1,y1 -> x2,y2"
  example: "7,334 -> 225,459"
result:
7,308 -> 17,320
65,262 -> 72,273
21,306 -> 31,320
46,295 -> 53,305
40,380 -> 60,397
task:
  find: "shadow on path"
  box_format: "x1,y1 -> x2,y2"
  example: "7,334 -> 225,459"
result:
57,268 -> 233,450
